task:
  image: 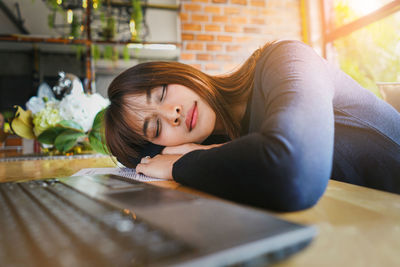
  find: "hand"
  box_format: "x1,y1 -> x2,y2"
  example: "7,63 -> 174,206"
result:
162,143 -> 225,155
136,154 -> 182,180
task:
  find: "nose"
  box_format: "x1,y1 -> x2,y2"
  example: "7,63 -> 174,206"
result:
160,104 -> 182,126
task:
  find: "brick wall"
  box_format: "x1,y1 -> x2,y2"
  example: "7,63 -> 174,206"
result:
180,0 -> 302,74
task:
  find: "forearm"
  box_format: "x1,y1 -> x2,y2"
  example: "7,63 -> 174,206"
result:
162,142 -> 226,155
172,132 -> 332,211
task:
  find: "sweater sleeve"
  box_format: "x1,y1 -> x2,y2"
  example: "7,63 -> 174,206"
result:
172,41 -> 335,211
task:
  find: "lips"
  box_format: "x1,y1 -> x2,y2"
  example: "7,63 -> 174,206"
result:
186,101 -> 198,132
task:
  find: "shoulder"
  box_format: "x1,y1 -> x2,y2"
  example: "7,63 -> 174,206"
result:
258,40 -> 322,65
260,40 -> 316,55
255,40 -> 328,81
250,40 -> 334,102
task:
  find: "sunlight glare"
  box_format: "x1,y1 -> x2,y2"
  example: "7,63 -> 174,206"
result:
346,0 -> 381,15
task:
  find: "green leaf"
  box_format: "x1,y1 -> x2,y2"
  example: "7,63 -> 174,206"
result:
54,130 -> 85,152
112,46 -> 119,62
37,127 -> 67,145
92,45 -> 101,61
104,45 -> 113,60
92,109 -> 106,131
49,0 -> 58,9
70,15 -> 80,39
100,12 -> 105,24
48,13 -> 54,29
74,45 -> 85,60
123,45 -> 130,61
57,120 -> 84,132
89,109 -> 108,154
131,0 -> 143,40
89,130 -> 108,154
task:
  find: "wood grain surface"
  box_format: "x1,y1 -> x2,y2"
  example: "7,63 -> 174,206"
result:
0,157 -> 399,266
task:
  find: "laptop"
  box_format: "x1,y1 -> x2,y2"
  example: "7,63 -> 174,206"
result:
0,174 -> 316,266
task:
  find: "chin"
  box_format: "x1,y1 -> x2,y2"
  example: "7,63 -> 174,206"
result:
196,134 -> 211,144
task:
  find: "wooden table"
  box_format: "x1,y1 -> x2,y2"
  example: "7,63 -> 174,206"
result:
0,157 -> 399,266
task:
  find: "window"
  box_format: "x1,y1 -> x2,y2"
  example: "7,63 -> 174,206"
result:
320,0 -> 400,96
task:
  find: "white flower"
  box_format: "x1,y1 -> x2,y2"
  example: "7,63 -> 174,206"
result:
59,93 -> 109,132
26,83 -> 57,114
26,96 -> 45,114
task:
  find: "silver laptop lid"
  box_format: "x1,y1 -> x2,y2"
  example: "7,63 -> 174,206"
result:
62,174 -> 316,266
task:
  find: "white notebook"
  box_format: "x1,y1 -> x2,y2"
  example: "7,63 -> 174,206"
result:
72,167 -> 165,182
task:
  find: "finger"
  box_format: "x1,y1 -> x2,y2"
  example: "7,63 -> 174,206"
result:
135,163 -> 146,174
140,156 -> 151,164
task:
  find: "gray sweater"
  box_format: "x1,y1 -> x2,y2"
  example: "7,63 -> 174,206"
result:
172,40 -> 400,211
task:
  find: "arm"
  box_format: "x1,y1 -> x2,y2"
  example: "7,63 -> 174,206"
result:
135,143 -> 225,179
173,41 -> 335,211
162,143 -> 226,155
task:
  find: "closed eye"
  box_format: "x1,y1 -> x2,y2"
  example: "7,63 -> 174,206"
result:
155,118 -> 161,138
160,84 -> 167,102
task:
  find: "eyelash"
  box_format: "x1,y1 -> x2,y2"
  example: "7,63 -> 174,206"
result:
160,84 -> 167,102
155,85 -> 166,138
155,118 -> 161,137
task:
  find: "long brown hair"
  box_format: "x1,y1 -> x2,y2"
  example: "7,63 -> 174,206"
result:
105,42 -> 274,167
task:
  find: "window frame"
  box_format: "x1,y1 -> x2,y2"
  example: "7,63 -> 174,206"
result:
319,0 -> 400,59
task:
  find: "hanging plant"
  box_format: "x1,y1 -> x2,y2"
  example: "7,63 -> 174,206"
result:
92,45 -> 101,61
123,45 -> 130,61
45,0 -> 64,30
102,16 -> 116,41
70,15 -> 80,39
48,0 -> 60,9
92,0 -> 103,10
103,45 -> 113,61
43,0 -> 144,62
131,0 -> 143,41
112,46 -> 119,61
73,45 -> 86,60
48,12 -> 55,29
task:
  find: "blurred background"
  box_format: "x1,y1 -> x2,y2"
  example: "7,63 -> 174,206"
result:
0,0 -> 399,153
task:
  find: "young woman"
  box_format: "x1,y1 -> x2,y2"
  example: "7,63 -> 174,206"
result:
105,40 -> 400,211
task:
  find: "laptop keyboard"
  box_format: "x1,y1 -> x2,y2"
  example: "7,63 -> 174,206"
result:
0,180 -> 190,267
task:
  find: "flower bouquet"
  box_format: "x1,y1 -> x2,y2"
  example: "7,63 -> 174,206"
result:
9,72 -> 110,155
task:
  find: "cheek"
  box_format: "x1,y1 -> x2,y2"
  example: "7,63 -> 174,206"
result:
156,125 -> 187,146
200,105 -> 216,132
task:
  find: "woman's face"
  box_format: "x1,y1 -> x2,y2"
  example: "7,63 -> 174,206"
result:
126,84 -> 217,146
